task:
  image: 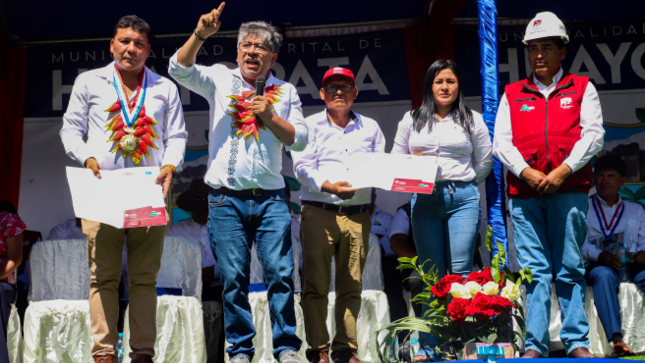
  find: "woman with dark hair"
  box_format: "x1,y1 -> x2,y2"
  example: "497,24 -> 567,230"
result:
391,60 -> 493,361
0,200 -> 24,363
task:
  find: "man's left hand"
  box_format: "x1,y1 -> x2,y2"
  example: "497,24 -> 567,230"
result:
636,251 -> 645,265
156,167 -> 174,198
252,95 -> 273,122
537,163 -> 572,194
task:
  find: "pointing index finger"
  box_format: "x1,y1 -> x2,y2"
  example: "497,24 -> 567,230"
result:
215,2 -> 225,16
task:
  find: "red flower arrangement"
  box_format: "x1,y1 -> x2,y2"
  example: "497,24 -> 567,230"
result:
378,239 -> 533,359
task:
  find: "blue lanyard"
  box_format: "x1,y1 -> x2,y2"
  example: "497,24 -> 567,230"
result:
112,69 -> 147,128
592,196 -> 624,239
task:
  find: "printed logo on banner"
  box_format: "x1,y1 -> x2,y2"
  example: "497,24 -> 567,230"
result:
560,97 -> 573,109
520,105 -> 535,112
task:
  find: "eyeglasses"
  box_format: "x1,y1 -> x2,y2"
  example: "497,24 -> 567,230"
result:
239,42 -> 271,54
324,84 -> 354,93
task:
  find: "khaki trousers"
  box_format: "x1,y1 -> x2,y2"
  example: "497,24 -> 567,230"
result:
82,219 -> 167,359
299,204 -> 370,359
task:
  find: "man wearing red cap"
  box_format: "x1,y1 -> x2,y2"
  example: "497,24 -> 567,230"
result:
292,67 -> 385,363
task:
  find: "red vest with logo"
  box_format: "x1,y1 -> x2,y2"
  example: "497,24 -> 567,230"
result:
504,71 -> 593,199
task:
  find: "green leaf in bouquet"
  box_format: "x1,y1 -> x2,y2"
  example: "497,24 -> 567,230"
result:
491,255 -> 501,282
496,241 -> 506,266
485,333 -> 498,345
515,315 -> 527,336
485,225 -> 494,252
411,255 -> 419,267
503,265 -> 514,283
396,263 -> 416,270
397,256 -> 412,264
524,267 -> 533,284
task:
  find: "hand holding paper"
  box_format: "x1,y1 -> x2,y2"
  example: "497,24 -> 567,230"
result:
343,152 -> 438,194
66,167 -> 167,229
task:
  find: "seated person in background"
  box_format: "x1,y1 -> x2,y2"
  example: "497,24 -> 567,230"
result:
582,154 -> 645,358
47,218 -> 84,240
388,201 -> 424,361
0,200 -> 25,362
168,179 -> 222,301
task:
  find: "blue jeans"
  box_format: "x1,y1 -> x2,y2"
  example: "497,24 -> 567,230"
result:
411,180 -> 481,359
509,192 -> 590,356
586,263 -> 645,341
208,189 -> 301,360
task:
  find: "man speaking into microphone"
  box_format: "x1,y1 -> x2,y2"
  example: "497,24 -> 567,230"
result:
169,4 -> 308,363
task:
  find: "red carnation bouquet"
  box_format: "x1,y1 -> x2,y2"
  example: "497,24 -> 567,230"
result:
378,234 -> 532,359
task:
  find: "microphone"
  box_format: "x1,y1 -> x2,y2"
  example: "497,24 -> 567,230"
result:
255,76 -> 266,96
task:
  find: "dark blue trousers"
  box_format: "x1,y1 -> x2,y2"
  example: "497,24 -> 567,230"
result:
585,263 -> 645,341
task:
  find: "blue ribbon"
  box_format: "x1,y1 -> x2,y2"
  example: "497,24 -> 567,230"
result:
112,69 -> 148,128
478,0 -> 509,269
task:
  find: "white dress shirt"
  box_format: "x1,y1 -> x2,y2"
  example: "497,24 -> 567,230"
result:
493,68 -> 605,177
582,195 -> 645,264
371,205 -> 395,256
391,111 -> 493,184
167,217 -> 220,281
60,62 -> 187,171
168,52 -> 308,190
47,219 -> 84,240
389,207 -> 411,239
292,109 -> 385,205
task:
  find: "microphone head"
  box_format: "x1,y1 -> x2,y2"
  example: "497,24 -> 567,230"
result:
256,76 -> 266,96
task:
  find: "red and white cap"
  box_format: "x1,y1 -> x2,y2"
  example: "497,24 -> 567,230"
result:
322,67 -> 355,84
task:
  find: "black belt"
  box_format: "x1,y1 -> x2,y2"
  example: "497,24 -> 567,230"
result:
212,187 -> 277,196
302,201 -> 370,215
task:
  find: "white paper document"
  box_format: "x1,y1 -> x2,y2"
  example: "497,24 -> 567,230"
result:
66,167 -> 167,229
345,153 -> 438,194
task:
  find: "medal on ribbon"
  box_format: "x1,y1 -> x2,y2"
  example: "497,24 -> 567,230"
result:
227,85 -> 283,141
105,65 -> 159,164
592,195 -> 624,240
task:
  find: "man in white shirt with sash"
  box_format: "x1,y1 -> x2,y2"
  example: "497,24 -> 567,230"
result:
60,15 -> 187,363
292,67 -> 385,363
582,154 -> 645,357
168,4 -> 307,363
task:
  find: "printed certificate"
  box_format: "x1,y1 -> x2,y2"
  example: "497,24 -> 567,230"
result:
66,167 -> 167,228
345,153 -> 438,194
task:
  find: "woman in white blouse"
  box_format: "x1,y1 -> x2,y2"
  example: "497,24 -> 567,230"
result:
391,60 -> 493,361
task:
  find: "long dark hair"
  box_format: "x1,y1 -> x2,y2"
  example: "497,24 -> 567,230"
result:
411,60 -> 473,133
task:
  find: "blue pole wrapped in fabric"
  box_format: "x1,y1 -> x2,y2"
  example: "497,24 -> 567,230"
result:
477,0 -> 509,268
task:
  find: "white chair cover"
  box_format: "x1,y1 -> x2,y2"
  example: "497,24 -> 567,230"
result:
29,239 -> 90,301
8,304 -> 22,363
225,291 -> 390,363
156,236 -> 203,299
123,296 -> 206,363
518,283 -> 645,356
203,301 -> 224,363
22,300 -> 92,363
330,234 -> 384,291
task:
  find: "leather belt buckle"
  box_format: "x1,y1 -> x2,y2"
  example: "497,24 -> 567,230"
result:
252,189 -> 259,196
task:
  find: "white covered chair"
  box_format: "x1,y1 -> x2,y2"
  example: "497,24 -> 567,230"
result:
518,283 -> 645,356
122,236 -> 206,363
23,238 -> 93,363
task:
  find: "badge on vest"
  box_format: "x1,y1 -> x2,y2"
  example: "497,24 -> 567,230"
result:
560,97 -> 573,109
520,104 -> 535,112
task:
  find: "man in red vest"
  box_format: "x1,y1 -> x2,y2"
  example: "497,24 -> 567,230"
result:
493,11 -> 604,359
